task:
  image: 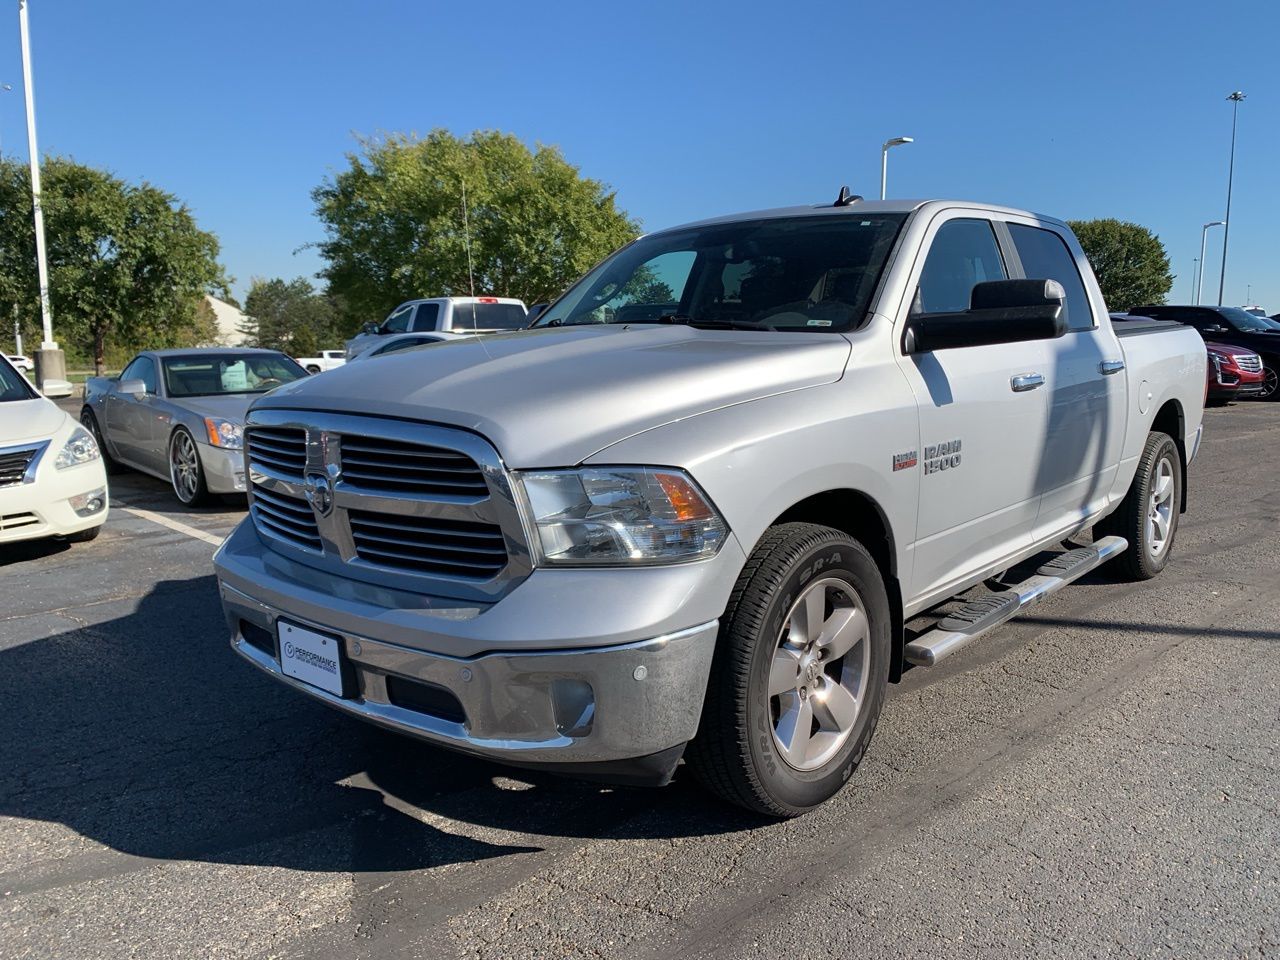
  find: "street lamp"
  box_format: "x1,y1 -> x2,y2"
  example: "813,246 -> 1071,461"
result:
1197,221 -> 1225,305
1217,91 -> 1245,306
1190,258 -> 1199,302
880,136 -> 913,200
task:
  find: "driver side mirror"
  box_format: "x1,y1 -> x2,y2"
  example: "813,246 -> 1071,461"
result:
41,378 -> 74,399
116,378 -> 147,398
361,322 -> 379,335
1202,324 -> 1227,334
903,278 -> 1068,354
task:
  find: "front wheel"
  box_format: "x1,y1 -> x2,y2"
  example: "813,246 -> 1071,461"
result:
686,523 -> 891,817
1259,360 -> 1280,401
305,365 -> 321,375
169,428 -> 210,506
1098,431 -> 1181,581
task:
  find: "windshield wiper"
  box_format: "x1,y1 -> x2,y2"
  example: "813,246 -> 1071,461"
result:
653,314 -> 775,332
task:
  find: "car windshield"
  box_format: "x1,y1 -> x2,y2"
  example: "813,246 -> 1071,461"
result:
1219,307 -> 1274,332
162,353 -> 307,398
0,357 -> 36,402
532,214 -> 907,333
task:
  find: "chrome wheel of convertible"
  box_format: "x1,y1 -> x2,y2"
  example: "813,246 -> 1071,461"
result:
169,428 -> 208,505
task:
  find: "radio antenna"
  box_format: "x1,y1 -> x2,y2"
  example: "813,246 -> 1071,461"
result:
461,179 -> 477,297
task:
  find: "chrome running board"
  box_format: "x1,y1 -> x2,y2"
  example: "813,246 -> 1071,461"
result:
904,536 -> 1128,667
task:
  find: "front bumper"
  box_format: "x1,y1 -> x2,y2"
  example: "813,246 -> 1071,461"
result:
0,459 -> 108,544
215,520 -> 737,772
199,441 -> 247,495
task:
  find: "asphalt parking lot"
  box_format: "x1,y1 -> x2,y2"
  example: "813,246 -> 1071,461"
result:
1,403 -> 1277,960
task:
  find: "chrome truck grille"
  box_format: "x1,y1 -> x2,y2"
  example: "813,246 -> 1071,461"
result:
244,411 -> 531,601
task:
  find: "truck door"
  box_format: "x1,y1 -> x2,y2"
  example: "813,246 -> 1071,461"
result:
894,215 -> 1052,603
1005,221 -> 1126,541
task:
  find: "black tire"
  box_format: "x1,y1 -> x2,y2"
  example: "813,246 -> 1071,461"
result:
64,525 -> 102,543
306,364 -> 321,375
1259,359 -> 1280,401
1097,431 -> 1181,581
686,523 -> 891,817
80,408 -> 123,475
168,427 -> 211,506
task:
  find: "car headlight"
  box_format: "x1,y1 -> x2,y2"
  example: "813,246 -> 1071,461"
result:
55,426 -> 101,469
204,417 -> 244,449
515,467 -> 728,566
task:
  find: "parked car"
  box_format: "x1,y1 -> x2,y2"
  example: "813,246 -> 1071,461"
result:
345,331 -> 471,362
6,355 -> 32,374
1205,341 -> 1266,402
216,196 -> 1206,817
344,297 -> 527,359
81,348 -> 308,505
0,354 -> 108,546
294,350 -> 347,375
1128,304 -> 1280,400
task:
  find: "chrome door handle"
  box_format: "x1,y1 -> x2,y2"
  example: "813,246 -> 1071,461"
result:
1099,359 -> 1125,375
1010,372 -> 1045,392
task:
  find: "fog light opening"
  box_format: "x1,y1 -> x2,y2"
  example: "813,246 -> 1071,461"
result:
70,487 -> 107,517
552,679 -> 596,738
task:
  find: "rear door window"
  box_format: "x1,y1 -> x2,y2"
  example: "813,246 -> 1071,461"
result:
1008,224 -> 1094,331
411,303 -> 440,331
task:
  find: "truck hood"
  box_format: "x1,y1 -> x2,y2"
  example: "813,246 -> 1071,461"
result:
0,397 -> 69,444
255,325 -> 852,466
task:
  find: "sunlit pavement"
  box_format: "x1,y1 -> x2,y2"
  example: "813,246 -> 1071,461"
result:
1,404 -> 1277,960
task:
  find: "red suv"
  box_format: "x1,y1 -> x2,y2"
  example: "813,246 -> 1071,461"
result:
1206,341 -> 1265,403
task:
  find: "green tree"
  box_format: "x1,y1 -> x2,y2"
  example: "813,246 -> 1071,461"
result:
241,277 -> 336,356
0,157 -> 228,373
313,130 -> 640,330
1067,218 -> 1173,311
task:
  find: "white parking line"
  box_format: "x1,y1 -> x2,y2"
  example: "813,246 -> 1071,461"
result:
114,503 -> 226,547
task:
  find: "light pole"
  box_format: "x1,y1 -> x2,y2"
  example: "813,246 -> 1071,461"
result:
18,0 -> 63,388
1217,91 -> 1245,306
880,136 -> 913,200
1190,258 -> 1199,302
1197,221 -> 1224,305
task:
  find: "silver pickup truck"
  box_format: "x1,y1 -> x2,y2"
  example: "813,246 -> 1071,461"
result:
214,197 -> 1206,816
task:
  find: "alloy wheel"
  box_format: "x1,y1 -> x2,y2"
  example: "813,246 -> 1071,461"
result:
1146,456 -> 1175,558
768,577 -> 871,771
170,431 -> 200,504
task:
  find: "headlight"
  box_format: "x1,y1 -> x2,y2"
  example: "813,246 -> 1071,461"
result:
204,417 -> 244,449
55,426 -> 101,469
516,467 -> 727,566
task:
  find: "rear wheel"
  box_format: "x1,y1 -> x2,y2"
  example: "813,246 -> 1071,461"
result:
1099,431 -> 1181,581
169,428 -> 210,506
686,523 -> 891,817
306,364 -> 321,375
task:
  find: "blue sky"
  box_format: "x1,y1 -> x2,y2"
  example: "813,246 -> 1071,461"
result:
1,0 -> 1276,312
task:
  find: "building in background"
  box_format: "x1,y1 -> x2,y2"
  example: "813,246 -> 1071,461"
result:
203,295 -> 247,346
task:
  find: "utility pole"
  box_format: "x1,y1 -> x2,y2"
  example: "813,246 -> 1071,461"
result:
19,0 -> 64,389
1217,91 -> 1245,307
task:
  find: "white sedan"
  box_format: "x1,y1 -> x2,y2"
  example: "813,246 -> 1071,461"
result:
0,355 -> 108,545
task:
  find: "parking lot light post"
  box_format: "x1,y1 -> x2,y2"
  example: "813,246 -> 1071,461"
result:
18,0 -> 65,389
1217,91 -> 1245,307
1197,221 -> 1225,305
880,136 -> 913,200
0,82 -> 11,154
1190,258 -> 1199,302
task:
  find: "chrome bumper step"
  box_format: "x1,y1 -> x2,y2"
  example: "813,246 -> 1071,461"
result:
904,535 -> 1129,667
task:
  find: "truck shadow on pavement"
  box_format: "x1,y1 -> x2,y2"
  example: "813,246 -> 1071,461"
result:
0,576 -> 756,878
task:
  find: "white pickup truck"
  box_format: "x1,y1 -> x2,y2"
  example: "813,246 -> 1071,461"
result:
215,196 -> 1206,816
293,350 -> 346,375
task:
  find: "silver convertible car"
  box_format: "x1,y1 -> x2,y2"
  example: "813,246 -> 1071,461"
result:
81,348 -> 307,505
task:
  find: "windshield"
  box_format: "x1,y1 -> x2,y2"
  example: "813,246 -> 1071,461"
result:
0,357 -> 36,403
532,214 -> 907,333
1219,307 -> 1275,332
162,353 -> 307,398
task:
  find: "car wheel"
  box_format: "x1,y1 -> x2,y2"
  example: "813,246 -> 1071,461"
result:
306,365 -> 321,375
169,427 -> 210,506
1098,431 -> 1181,581
1259,361 -> 1280,401
64,525 -> 102,543
80,409 -> 122,474
686,522 -> 891,817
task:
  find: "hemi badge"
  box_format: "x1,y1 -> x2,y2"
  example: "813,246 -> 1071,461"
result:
893,451 -> 918,471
